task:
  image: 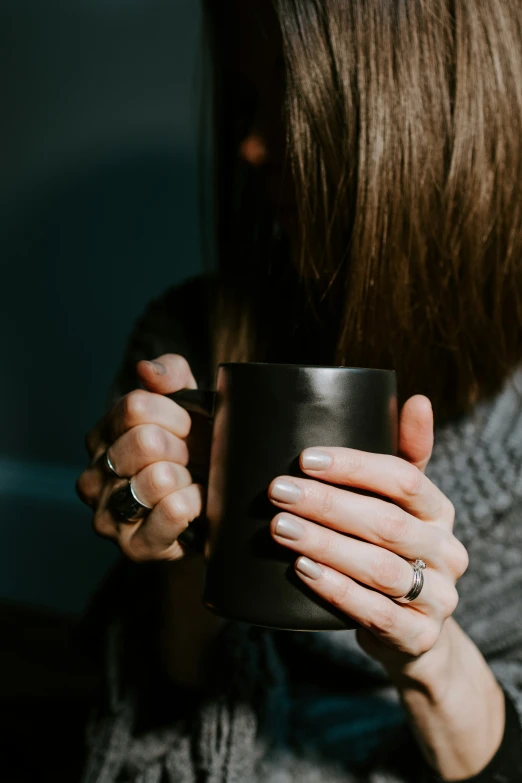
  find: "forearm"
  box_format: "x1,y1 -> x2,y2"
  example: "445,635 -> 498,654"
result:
388,618 -> 505,781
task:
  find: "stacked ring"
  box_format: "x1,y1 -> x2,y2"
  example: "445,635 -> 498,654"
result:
396,558 -> 426,603
104,449 -> 122,478
108,479 -> 152,523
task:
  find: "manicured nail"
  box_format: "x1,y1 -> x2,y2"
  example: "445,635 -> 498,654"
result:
270,479 -> 301,503
296,556 -> 323,580
274,515 -> 304,540
146,360 -> 166,375
301,449 -> 332,470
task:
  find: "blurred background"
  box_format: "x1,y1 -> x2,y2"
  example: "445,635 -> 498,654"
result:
0,0 -> 204,615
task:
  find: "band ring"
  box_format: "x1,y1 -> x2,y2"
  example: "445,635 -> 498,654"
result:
396,558 -> 426,603
104,448 -> 122,479
107,478 -> 152,523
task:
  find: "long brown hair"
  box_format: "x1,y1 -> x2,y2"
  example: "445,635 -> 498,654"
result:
203,0 -> 522,424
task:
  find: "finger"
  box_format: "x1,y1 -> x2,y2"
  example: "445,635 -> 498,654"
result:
105,388 -> 192,444
106,423 -> 189,478
120,484 -> 205,562
297,448 -> 454,525
85,354 -> 195,458
131,461 -> 193,509
399,395 -> 434,472
295,557 -> 440,657
268,476 -> 464,570
78,441 -> 130,510
75,465 -> 106,509
78,429 -> 193,512
136,353 -> 197,394
292,558 -> 442,657
270,512 -> 459,614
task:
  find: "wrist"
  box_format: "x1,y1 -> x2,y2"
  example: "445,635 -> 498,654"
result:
390,619 -> 502,707
386,618 -> 457,702
387,619 -> 506,780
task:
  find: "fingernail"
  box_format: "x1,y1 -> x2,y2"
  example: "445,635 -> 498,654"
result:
270,479 -> 301,503
301,449 -> 332,470
274,515 -> 304,540
296,556 -> 323,580
146,360 -> 166,375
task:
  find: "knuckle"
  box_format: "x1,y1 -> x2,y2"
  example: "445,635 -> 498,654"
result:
455,542 -> 469,577
163,491 -> 190,523
149,462 -> 178,495
398,463 -> 423,498
368,599 -> 398,635
376,507 -> 410,545
76,473 -> 97,507
135,424 -> 166,460
372,551 -> 405,591
123,389 -> 150,424
440,586 -> 459,617
410,624 -> 440,657
440,533 -> 469,576
452,542 -> 469,577
174,406 -> 192,438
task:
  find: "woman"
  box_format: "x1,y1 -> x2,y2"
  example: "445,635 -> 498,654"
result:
76,1 -> 522,781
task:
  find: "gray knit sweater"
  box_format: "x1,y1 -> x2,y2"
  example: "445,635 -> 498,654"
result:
80,276 -> 522,783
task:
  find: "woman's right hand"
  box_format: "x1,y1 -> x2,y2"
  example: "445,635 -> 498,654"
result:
75,354 -> 206,563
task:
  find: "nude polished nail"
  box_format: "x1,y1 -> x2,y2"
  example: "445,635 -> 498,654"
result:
274,516 -> 304,540
270,479 -> 302,503
148,360 -> 166,375
296,557 -> 323,580
301,449 -> 332,470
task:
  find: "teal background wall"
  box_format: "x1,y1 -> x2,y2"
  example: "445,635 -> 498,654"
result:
0,0 -> 203,613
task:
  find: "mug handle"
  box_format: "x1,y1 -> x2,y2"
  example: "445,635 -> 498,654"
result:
163,388 -> 216,555
167,388 -> 216,418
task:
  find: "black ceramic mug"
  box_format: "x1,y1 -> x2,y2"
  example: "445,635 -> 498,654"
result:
168,363 -> 398,632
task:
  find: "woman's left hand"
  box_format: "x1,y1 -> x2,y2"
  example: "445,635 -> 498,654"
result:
268,394 -> 469,671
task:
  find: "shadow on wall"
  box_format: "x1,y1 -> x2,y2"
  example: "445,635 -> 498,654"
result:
0,148 -> 203,614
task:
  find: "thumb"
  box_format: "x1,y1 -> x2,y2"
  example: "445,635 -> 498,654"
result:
399,394 -> 434,473
136,354 -> 198,394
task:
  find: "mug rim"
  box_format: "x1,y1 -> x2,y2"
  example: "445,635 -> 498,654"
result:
218,362 -> 395,374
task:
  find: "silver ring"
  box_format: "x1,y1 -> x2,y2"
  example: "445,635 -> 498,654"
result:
104,449 -> 122,478
107,478 -> 152,523
396,558 -> 426,603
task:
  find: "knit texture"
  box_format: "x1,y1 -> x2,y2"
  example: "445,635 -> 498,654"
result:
80,276 -> 522,783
